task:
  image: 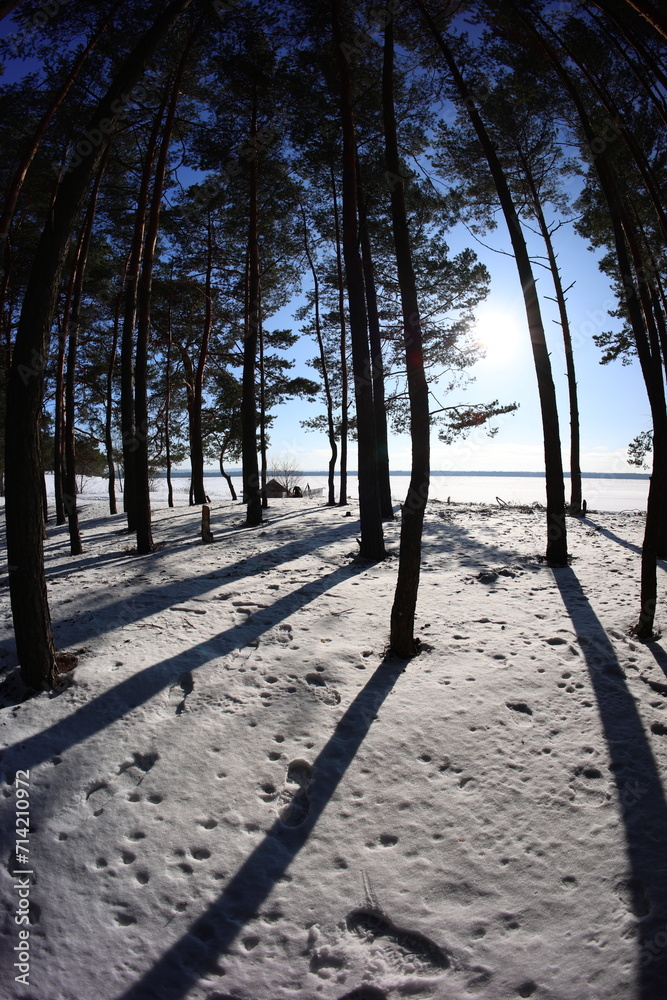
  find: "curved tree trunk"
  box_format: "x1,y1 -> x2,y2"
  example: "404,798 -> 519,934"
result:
220,451 -> 238,500
384,13 -> 430,657
4,0 -> 192,689
416,1 -> 567,565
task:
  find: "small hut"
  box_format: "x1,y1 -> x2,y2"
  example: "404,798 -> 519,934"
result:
262,478 -> 288,499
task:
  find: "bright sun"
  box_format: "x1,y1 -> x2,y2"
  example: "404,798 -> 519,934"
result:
473,307 -> 525,366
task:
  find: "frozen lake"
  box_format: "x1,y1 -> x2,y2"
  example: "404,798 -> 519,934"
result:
63,472 -> 649,514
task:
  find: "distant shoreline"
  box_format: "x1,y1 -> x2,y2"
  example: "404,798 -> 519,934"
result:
164,470 -> 650,480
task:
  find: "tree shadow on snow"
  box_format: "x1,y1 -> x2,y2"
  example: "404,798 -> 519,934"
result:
0,552 -> 381,772
100,654 -> 406,1000
554,565 -> 667,999
0,518 -> 358,668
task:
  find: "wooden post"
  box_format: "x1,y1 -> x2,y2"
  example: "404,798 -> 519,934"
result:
201,505 -> 214,544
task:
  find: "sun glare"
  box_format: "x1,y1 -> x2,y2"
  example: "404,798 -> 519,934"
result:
473,308 -> 525,366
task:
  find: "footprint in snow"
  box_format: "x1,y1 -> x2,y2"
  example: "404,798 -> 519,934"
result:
305,671 -> 341,706
85,752 -> 160,816
279,759 -> 312,828
568,763 -> 611,807
118,751 -> 159,784
506,702 -> 533,726
346,906 -> 450,974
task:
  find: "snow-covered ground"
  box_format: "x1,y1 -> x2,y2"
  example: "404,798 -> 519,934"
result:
1,493 -> 666,1000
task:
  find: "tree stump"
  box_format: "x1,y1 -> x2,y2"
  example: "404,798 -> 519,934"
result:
201,504 -> 214,544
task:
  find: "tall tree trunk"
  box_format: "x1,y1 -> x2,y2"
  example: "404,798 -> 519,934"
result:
41,469 -> 48,527
300,203 -> 338,506
4,0 -> 192,689
383,13 -> 430,657
331,0 -> 385,559
191,211 -> 213,505
331,168 -> 348,507
106,281 -> 123,516
134,28 -> 198,554
121,93 -> 169,533
259,297 -> 268,509
242,93 -> 263,527
416,1 -> 567,565
616,0 -> 667,39
357,158 -> 393,520
64,147 -> 109,556
520,156 -> 582,517
518,7 -> 665,633
54,251 -> 83,526
165,277 -> 174,509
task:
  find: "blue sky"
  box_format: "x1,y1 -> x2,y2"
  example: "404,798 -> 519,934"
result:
267,213 -> 648,473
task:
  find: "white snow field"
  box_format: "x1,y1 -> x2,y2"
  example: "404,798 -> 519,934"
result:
1,495 -> 666,1000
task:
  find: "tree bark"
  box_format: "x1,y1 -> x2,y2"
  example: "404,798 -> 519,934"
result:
331,167 -> 348,507
259,301 -> 268,510
384,13 -> 430,657
332,0 -> 385,560
191,212 -> 213,505
121,93 -> 169,532
106,281 -> 123,516
219,452 -> 238,500
520,156 -> 582,517
357,158 -> 393,520
242,93 -> 263,527
300,203 -> 338,506
134,28 -> 198,554
518,7 -> 665,632
616,0 -> 667,39
165,277 -> 174,509
416,1 -> 567,565
54,252 -> 83,526
4,0 -> 192,689
64,149 -> 108,555
0,6 -> 117,246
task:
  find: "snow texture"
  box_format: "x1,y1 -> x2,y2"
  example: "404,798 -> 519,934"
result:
1,493 -> 666,1000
